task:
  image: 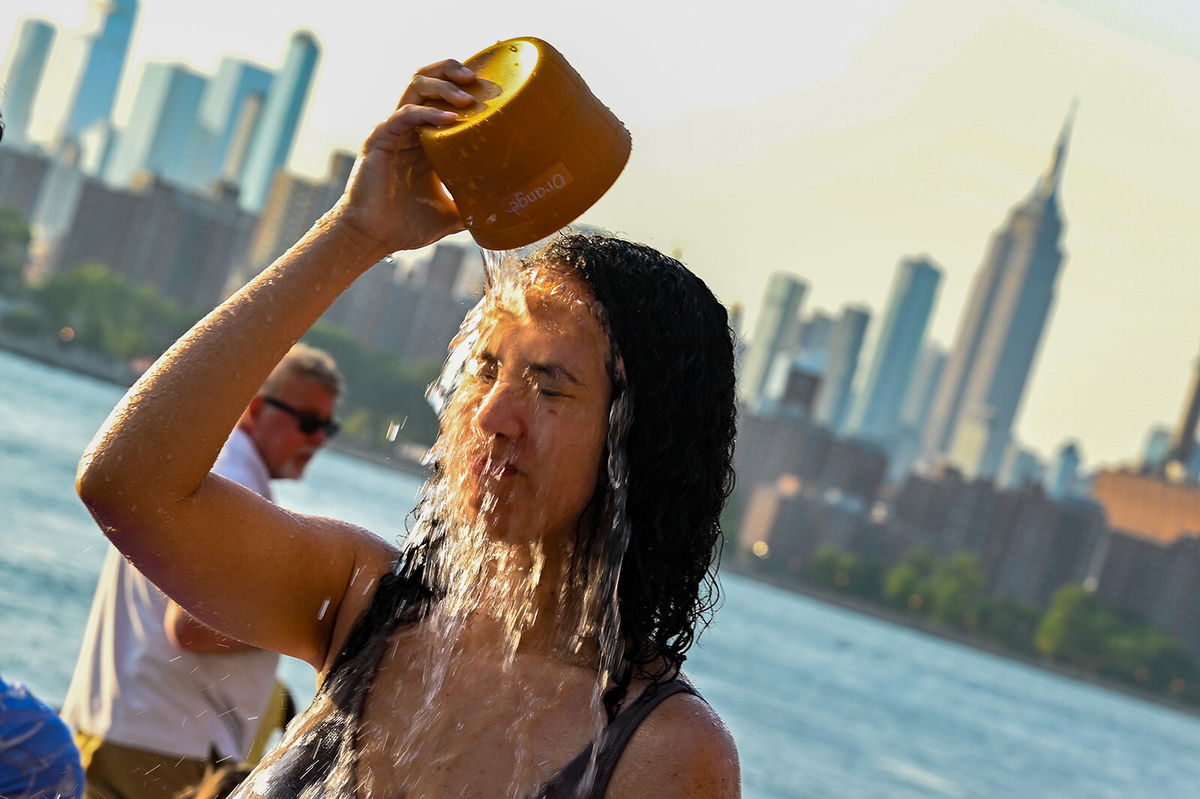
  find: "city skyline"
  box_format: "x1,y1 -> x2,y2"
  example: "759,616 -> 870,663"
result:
2,0 -> 1198,471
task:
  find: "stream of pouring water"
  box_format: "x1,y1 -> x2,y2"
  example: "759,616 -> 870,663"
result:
371,243 -> 636,796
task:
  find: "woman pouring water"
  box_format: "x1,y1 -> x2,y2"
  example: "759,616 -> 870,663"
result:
76,58 -> 741,798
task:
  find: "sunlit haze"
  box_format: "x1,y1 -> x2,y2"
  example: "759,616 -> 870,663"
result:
4,0 -> 1198,472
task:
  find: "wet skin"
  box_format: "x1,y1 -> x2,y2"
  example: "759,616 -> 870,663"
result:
76,57 -> 740,797
448,277 -> 613,545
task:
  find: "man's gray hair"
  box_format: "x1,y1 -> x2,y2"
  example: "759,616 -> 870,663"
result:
261,343 -> 344,399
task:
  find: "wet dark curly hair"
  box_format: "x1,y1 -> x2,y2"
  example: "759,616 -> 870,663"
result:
543,234 -> 738,684
399,233 -> 736,713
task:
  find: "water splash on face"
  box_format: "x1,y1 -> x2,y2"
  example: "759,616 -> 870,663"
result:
386,244 -> 635,796
240,243 -> 638,799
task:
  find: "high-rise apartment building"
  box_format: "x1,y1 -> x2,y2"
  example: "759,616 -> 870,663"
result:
52,173 -> 255,312
187,56 -> 274,193
238,32 -> 320,212
846,256 -> 942,448
104,62 -> 207,189
901,344 -> 946,441
812,304 -> 870,433
2,18 -> 56,149
235,150 -> 355,294
59,0 -> 138,155
739,273 -> 808,407
922,109 -> 1075,478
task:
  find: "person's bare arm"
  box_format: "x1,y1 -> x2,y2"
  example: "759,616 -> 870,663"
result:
608,693 -> 741,799
165,599 -> 257,654
75,60 -> 477,671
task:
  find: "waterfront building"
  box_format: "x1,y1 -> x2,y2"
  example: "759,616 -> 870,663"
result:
846,255 -> 942,449
794,309 -> 833,372
887,466 -> 1102,606
27,146 -> 87,279
735,407 -> 890,575
1092,531 -> 1200,653
324,241 -> 480,367
0,145 -> 51,220
737,478 -> 884,577
1092,346 -> 1200,542
760,356 -> 822,420
1166,343 -> 1200,471
238,32 -> 320,212
922,109 -> 1075,479
1091,470 -> 1200,544
728,302 -> 746,381
186,56 -> 275,193
1141,425 -> 1171,474
738,273 -> 808,408
1047,440 -> 1082,500
104,62 -> 207,189
233,151 -> 355,295
59,0 -> 138,163
735,410 -> 888,516
887,342 -> 947,480
997,443 -> 1046,491
812,304 -> 870,433
52,174 -> 255,312
1,18 -> 56,150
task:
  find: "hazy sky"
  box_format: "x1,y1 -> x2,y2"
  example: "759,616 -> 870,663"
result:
3,0 -> 1198,472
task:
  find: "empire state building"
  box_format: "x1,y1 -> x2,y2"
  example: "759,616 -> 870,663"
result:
922,108 -> 1075,479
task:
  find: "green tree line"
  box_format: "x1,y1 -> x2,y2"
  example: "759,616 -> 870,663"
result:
0,204 -> 444,448
803,544 -> 1200,705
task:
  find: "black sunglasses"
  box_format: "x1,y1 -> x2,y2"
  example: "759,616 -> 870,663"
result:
262,396 -> 340,438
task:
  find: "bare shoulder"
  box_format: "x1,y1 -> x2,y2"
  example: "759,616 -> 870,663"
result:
607,688 -> 741,799
318,524 -> 400,672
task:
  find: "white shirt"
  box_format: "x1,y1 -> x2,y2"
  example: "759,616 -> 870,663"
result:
62,428 -> 282,760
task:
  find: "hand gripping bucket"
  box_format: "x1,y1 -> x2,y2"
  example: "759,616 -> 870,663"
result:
418,37 -> 632,251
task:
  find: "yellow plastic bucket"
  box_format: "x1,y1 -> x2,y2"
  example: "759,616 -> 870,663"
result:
418,37 -> 632,251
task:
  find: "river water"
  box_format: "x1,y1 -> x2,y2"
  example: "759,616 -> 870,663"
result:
2,349 -> 1198,798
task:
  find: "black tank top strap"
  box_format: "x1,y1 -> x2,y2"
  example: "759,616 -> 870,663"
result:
536,678 -> 699,799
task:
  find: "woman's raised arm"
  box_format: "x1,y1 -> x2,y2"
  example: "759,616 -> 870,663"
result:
75,60 -> 477,670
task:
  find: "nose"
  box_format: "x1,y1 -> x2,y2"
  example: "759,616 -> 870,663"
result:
474,380 -> 527,440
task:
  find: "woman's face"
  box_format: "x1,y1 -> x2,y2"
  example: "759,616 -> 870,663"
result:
442,267 -> 612,546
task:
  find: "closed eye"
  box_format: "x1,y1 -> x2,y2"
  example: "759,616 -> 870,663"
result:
467,352 -> 499,381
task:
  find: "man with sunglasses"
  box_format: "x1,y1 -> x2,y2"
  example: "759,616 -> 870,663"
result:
63,344 -> 342,799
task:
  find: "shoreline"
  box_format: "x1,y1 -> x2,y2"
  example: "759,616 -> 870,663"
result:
724,558 -> 1200,721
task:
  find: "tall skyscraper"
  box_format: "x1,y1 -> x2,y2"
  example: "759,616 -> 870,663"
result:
846,255 -> 942,447
812,304 -> 870,433
1167,343 -> 1200,470
59,0 -> 138,151
922,108 -> 1075,479
2,18 -> 56,149
1140,425 -> 1171,473
187,56 -> 274,192
738,273 -> 808,407
794,309 -> 834,372
901,343 -> 946,438
104,62 -> 207,189
239,32 -> 320,211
